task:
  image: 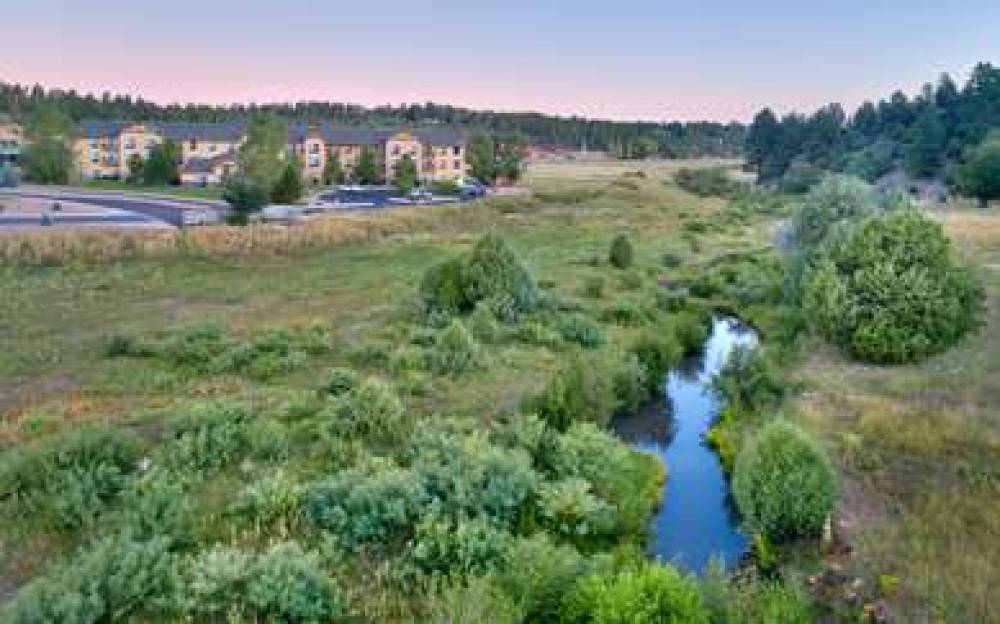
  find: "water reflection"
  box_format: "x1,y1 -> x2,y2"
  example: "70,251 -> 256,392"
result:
614,316 -> 758,574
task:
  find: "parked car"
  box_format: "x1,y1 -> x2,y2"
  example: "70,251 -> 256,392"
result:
459,178 -> 487,198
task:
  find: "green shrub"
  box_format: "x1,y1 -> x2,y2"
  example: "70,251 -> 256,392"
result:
469,304 -> 501,343
701,563 -> 813,623
421,234 -> 539,320
163,401 -> 252,473
538,478 -> 615,541
732,421 -> 837,542
326,377 -> 405,440
305,461 -> 427,548
404,516 -> 513,580
618,271 -> 643,290
563,563 -> 709,624
425,577 -> 521,624
390,345 -> 429,373
499,534 -> 588,622
557,313 -> 606,348
802,209 -> 985,363
0,426 -> 141,528
408,427 -> 539,527
712,347 -> 786,418
674,166 -> 742,198
778,161 -> 824,194
245,418 -> 291,461
428,319 -> 481,375
791,174 -> 878,248
630,331 -> 682,395
321,367 -> 361,397
613,353 -> 648,414
532,355 -> 617,430
103,333 -> 157,358
184,541 -> 342,621
602,300 -> 646,327
655,288 -> 688,312
120,471 -> 191,539
515,321 -> 564,349
229,470 -> 304,529
608,234 -> 634,270
2,534 -> 179,623
672,310 -> 710,355
549,423 -> 662,540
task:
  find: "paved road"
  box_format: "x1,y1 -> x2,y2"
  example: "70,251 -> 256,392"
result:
2,189 -> 227,227
316,188 -> 473,209
0,213 -> 155,226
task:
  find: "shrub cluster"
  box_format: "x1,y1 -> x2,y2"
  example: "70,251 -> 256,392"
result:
563,563 -> 709,623
732,421 -> 838,542
674,166 -> 744,198
608,234 -> 635,269
420,234 -> 539,320
0,427 -> 141,528
803,209 -> 985,363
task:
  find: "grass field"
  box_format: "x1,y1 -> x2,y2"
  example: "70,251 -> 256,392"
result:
1,160 -> 997,621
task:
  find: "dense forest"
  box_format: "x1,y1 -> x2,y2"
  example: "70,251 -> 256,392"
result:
0,82 -> 745,158
745,62 -> 1000,187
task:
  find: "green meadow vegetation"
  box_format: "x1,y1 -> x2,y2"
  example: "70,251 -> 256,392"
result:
0,158 -> 997,622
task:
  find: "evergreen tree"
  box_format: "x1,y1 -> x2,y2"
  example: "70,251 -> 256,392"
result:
271,158 -> 304,203
958,131 -> 1000,207
143,140 -> 180,185
21,103 -> 75,184
393,155 -> 417,193
355,147 -> 381,185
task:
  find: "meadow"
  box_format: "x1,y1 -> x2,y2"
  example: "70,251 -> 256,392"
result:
0,159 -> 996,622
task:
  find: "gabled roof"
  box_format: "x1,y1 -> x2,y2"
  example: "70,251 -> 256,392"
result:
157,122 -> 246,142
180,149 -> 238,174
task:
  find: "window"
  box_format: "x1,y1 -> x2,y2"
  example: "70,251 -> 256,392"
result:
392,145 -> 401,156
454,159 -> 462,170
124,140 -> 136,150
209,144 -> 217,153
453,145 -> 461,156
309,143 -> 320,154
308,156 -> 321,167
189,139 -> 197,150
438,160 -> 446,170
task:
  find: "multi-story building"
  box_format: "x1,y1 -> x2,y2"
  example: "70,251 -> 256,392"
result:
70,120 -> 468,186
0,116 -> 24,167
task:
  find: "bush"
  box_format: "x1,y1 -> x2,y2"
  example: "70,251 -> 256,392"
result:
532,355 -> 617,430
672,310 -> 710,355
408,427 -> 539,527
469,304 -> 501,343
701,563 -> 813,623
613,353 -> 647,414
563,563 -> 709,624
630,331 -> 682,395
164,401 -> 252,473
3,534 -> 179,623
404,516 -> 513,580
712,347 -> 786,418
674,166 -> 742,198
499,534 -> 588,622
790,174 -> 878,248
608,234 -> 634,270
802,209 -> 985,363
557,313 -> 606,348
538,478 -> 615,540
0,426 -> 141,528
321,367 -> 361,397
732,421 -> 837,542
515,321 -> 564,349
326,377 -> 405,440
305,462 -> 427,548
778,161 -> 824,194
184,541 -> 342,621
428,319 -> 481,375
420,234 -> 539,320
660,252 -> 683,268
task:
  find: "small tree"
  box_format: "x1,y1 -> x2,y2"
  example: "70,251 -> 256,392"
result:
143,140 -> 180,186
609,234 -> 634,269
468,133 -> 496,183
271,159 -> 304,204
21,103 -> 75,184
732,420 -> 837,542
126,154 -> 145,185
355,147 -> 381,185
223,176 -> 269,225
393,155 -> 417,193
322,152 -> 344,185
958,131 -> 1000,208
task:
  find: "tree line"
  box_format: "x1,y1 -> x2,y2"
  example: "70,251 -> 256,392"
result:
745,62 -> 1000,198
0,82 -> 745,158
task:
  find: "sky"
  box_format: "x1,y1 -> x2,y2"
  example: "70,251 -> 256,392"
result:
3,1 -> 999,123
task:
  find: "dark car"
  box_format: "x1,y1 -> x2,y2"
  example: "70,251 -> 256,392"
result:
459,178 -> 487,198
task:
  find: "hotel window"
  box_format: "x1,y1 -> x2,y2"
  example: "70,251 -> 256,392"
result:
309,143 -> 320,154
308,156 -> 321,167
189,139 -> 198,150
125,140 -> 136,150
392,145 -> 401,156
453,159 -> 462,170
453,146 -> 461,156
209,144 -> 217,153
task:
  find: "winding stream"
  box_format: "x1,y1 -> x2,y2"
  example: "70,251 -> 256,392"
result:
614,316 -> 759,573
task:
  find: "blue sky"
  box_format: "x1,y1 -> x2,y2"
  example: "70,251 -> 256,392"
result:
2,0 -> 998,121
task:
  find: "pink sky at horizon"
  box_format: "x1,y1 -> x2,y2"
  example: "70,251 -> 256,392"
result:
3,1 -> 998,124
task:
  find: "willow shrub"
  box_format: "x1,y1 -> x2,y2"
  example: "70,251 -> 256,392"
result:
325,377 -> 405,440
428,319 -> 481,375
609,233 -> 635,269
563,563 -> 709,624
420,234 -> 539,320
0,426 -> 141,528
732,421 -> 837,542
803,209 -> 985,364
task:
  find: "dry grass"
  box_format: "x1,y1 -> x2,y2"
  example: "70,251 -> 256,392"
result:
793,204 -> 1000,622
